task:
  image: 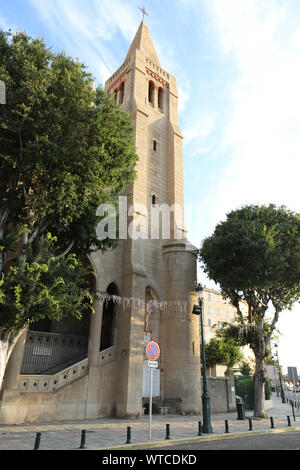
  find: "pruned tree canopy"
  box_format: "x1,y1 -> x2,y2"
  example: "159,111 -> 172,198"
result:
0,30 -> 138,261
199,204 -> 300,416
0,31 -> 138,387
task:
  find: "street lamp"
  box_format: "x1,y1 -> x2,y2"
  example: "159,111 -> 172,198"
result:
271,357 -> 280,397
274,344 -> 286,404
192,283 -> 213,434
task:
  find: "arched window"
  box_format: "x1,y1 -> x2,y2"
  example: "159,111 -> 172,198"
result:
148,81 -> 155,106
158,87 -> 164,111
119,82 -> 125,104
100,283 -> 118,351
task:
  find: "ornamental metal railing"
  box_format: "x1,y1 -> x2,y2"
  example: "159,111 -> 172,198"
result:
20,330 -> 88,375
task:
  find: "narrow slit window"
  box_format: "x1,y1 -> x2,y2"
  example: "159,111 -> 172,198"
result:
153,140 -> 157,151
158,87 -> 164,111
152,194 -> 156,205
148,81 -> 155,106
119,82 -> 125,104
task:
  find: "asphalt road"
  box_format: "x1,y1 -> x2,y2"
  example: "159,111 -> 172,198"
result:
142,431 -> 300,450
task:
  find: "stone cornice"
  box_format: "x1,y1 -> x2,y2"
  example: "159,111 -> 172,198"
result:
106,58 -> 131,90
146,67 -> 169,88
107,68 -> 129,93
145,57 -> 169,81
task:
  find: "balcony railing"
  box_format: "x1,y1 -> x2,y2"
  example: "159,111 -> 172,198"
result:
20,330 -> 88,375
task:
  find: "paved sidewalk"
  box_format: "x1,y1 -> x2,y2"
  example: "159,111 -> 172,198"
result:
0,394 -> 299,450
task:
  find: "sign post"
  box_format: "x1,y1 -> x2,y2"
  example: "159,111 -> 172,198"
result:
288,367 -> 298,404
146,341 -> 160,440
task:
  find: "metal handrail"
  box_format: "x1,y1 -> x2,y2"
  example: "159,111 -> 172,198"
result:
21,330 -> 88,376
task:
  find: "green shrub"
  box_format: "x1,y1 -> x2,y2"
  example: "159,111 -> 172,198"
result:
235,376 -> 273,409
235,376 -> 254,410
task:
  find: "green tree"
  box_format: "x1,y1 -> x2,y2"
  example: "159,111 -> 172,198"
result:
199,204 -> 300,417
240,361 -> 252,376
205,337 -> 243,372
0,31 -> 138,390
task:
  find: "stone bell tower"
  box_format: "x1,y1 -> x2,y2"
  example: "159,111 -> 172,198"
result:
0,20 -> 203,426
104,20 -> 201,417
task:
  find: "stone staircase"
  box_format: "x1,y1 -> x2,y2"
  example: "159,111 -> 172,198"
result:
18,345 -> 115,394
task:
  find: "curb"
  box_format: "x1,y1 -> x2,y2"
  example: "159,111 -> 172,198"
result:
90,425 -> 300,451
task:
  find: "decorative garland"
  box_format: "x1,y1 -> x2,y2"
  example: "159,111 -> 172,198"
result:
239,323 -> 258,337
94,291 -> 189,318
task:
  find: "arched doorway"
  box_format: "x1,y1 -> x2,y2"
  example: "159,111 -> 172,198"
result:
100,283 -> 118,351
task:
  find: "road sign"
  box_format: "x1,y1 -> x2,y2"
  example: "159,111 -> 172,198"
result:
145,341 -> 160,441
146,341 -> 160,361
148,360 -> 158,368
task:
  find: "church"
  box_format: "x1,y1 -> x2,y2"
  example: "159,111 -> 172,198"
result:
0,20 -> 222,424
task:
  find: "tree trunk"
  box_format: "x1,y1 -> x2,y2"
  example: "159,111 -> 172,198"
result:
252,310 -> 267,417
0,337 -> 9,393
0,329 -> 25,395
253,351 -> 266,417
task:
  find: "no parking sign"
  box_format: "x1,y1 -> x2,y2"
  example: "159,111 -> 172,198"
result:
146,341 -> 160,361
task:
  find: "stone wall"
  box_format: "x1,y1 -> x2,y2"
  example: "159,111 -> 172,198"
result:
207,375 -> 236,413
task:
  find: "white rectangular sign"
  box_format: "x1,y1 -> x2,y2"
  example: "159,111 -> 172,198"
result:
148,360 -> 158,368
142,364 -> 160,398
32,347 -> 52,356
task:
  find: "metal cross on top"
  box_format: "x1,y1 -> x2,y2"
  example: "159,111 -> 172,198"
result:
139,6 -> 149,20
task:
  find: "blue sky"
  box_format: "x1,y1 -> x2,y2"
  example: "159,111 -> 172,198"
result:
1,0 -> 300,373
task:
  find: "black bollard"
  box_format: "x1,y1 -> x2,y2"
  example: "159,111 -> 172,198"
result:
126,426 -> 132,444
33,432 -> 41,450
165,424 -> 170,440
287,416 -> 291,427
225,420 -> 229,433
248,418 -> 253,431
270,417 -> 275,429
79,429 -> 86,449
198,421 -> 202,436
291,403 -> 296,421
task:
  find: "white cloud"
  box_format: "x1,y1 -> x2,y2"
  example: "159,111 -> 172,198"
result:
29,0 -> 139,84
0,10 -> 15,32
177,86 -> 189,112
190,0 -> 300,366
290,28 -> 300,49
277,304 -> 300,373
200,0 -> 300,232
183,116 -> 215,146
